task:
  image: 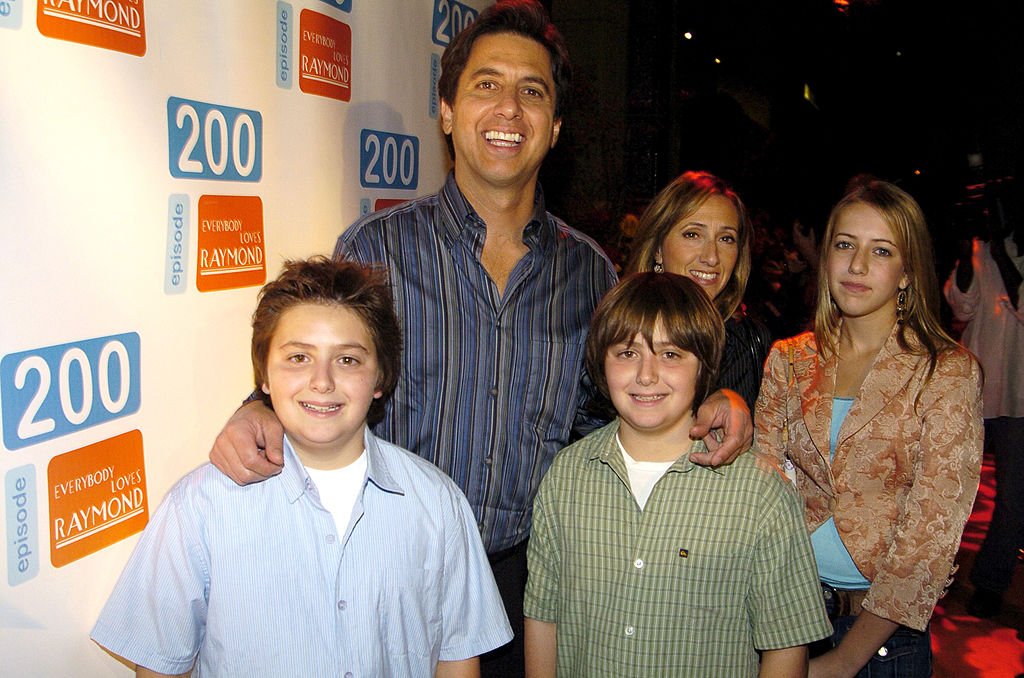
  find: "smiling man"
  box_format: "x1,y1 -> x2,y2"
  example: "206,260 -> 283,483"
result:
331,10 -> 613,673
209,2 -> 751,674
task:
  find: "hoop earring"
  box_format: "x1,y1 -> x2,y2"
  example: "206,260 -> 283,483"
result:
897,287 -> 907,324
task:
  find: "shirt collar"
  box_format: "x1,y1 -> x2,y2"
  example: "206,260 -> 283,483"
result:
279,436 -> 311,504
587,419 -> 704,474
361,428 -> 404,496
437,171 -> 555,255
280,429 -> 405,504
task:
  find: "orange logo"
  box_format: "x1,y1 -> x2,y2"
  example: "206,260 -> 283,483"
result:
48,430 -> 148,568
374,198 -> 408,211
299,9 -> 351,101
37,0 -> 147,57
196,195 -> 266,292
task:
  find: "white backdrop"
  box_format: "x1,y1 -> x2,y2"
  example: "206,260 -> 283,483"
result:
0,0 -> 488,673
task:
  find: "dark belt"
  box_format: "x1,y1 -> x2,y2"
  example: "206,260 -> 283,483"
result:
821,583 -> 869,619
488,538 -> 529,565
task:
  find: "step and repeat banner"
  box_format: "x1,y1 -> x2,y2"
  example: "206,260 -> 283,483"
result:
0,0 -> 487,673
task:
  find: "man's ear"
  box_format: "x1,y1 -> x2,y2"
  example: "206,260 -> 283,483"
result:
440,98 -> 454,135
261,383 -> 270,395
551,118 -> 562,148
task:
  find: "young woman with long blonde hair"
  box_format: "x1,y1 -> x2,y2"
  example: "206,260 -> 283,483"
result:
755,180 -> 983,677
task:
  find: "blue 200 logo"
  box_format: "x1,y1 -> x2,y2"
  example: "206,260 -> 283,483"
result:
359,130 -> 419,190
317,0 -> 351,11
167,97 -> 263,182
1,334 -> 141,450
431,0 -> 477,47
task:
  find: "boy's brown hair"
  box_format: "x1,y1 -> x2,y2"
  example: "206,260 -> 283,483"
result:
250,256 -> 401,424
585,271 -> 725,415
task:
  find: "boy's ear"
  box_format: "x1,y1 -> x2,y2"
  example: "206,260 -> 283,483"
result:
261,383 -> 270,396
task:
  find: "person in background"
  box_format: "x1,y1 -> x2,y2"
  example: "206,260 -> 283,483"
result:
756,180 -> 983,677
206,3 -> 753,674
524,272 -> 830,677
629,170 -> 772,412
92,257 -> 511,677
745,200 -> 825,343
605,212 -> 639,273
944,183 -> 1024,619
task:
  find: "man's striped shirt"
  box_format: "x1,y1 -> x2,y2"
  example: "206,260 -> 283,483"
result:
336,172 -> 616,553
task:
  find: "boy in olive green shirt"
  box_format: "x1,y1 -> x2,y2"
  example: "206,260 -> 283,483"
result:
524,273 -> 830,677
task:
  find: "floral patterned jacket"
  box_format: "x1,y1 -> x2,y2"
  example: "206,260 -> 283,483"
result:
754,328 -> 982,630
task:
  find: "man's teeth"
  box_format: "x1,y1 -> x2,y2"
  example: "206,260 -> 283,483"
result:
303,403 -> 340,413
690,270 -> 718,281
485,131 -> 523,143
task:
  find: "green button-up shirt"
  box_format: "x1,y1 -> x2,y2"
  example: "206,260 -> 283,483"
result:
525,421 -> 831,676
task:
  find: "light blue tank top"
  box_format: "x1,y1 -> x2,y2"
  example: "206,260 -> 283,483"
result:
811,397 -> 870,589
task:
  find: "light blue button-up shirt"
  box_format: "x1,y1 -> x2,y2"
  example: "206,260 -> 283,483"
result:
92,431 -> 511,676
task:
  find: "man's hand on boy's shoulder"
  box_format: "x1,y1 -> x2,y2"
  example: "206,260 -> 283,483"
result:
209,400 -> 285,484
688,389 -> 752,467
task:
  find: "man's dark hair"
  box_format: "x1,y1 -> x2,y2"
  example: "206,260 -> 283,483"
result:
438,0 -> 572,118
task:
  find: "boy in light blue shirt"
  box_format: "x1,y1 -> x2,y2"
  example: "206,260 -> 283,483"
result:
92,257 -> 510,677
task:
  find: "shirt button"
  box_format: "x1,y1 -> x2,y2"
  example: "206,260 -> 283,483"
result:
345,673 -> 354,678
633,558 -> 644,569
877,646 -> 888,657
326,534 -> 336,544
484,456 -> 493,466
337,600 -> 347,611
624,625 -> 635,637
490,388 -> 498,397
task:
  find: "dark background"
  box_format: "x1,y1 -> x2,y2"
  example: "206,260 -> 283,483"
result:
535,0 -> 1023,276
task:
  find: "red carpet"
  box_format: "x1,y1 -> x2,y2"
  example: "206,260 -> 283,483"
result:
932,454 -> 1024,676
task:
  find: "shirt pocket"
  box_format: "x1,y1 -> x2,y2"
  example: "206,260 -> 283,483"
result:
669,542 -> 752,629
377,567 -> 442,659
521,337 -> 587,445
